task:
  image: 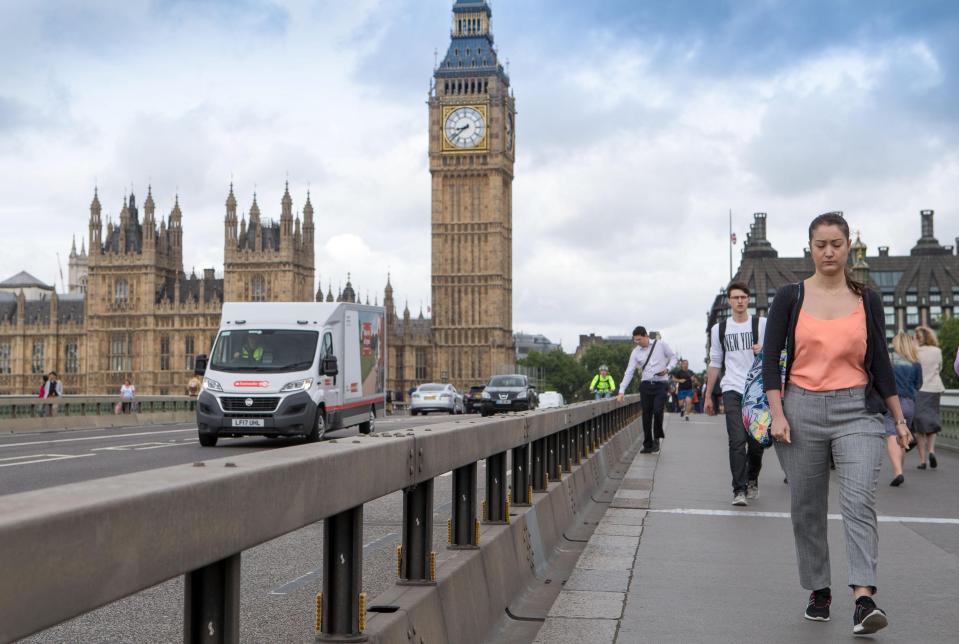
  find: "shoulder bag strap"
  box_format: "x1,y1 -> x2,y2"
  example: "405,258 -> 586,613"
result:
640,339 -> 659,378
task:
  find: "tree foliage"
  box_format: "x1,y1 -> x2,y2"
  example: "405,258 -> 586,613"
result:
518,342 -> 641,403
939,316 -> 959,389
518,349 -> 588,402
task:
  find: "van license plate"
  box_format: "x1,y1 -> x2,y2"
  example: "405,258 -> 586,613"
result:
496,400 -> 510,405
232,418 -> 265,428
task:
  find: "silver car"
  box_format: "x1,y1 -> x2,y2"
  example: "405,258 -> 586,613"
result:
410,383 -> 464,415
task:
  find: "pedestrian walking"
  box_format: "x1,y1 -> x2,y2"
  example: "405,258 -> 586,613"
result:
617,326 -> 677,454
704,281 -> 766,506
187,373 -> 202,397
764,212 -> 909,635
589,365 -> 616,400
913,326 -> 944,470
671,359 -> 695,420
119,378 -> 136,413
45,371 -> 63,398
884,332 -> 922,487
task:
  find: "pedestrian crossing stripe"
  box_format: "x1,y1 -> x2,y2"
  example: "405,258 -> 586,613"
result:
648,508 -> 959,525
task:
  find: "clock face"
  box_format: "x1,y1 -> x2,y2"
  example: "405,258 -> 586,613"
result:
505,112 -> 514,152
444,107 -> 486,149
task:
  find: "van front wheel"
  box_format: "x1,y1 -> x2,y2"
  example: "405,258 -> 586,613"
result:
359,407 -> 375,434
199,433 -> 218,447
307,409 -> 326,442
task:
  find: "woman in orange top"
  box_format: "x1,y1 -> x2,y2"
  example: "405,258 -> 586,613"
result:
764,212 -> 910,636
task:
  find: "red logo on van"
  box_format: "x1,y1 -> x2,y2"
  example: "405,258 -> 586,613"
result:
233,380 -> 269,388
350,383 -> 359,393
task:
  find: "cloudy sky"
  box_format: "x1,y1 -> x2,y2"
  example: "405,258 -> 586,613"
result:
2,0 -> 957,366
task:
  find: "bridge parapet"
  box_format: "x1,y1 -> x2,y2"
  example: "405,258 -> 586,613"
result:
0,395 -> 197,432
0,396 -> 642,643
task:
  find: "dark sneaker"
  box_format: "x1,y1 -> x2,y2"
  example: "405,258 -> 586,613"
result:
640,446 -> 654,454
804,588 -> 831,622
890,474 -> 904,487
853,596 -> 887,635
929,453 -> 938,469
746,480 -> 759,500
731,492 -> 747,506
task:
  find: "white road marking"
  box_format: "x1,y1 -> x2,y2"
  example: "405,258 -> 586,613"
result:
0,453 -> 96,468
269,532 -> 400,596
649,508 -> 959,525
0,428 -> 196,449
91,440 -> 199,452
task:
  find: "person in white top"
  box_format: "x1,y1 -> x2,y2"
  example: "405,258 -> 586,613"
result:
704,282 -> 767,506
119,378 -> 136,414
617,325 -> 677,454
912,326 -> 944,469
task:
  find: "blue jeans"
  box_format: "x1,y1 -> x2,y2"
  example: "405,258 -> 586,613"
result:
594,391 -> 612,400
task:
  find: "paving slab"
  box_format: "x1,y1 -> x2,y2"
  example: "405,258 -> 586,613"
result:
563,568 -> 631,593
593,523 -> 643,537
532,617 -> 617,644
548,590 -> 625,619
601,508 -> 647,525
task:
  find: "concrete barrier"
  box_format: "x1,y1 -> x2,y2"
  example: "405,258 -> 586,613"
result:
361,422 -> 641,643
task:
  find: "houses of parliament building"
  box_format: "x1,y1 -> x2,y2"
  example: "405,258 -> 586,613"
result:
0,0 -> 516,396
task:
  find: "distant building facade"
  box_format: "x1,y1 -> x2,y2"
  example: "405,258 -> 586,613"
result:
0,184 -> 315,395
514,332 -> 561,360
706,210 -> 959,356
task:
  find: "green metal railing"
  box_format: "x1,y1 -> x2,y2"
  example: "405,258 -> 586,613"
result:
0,396 -> 197,419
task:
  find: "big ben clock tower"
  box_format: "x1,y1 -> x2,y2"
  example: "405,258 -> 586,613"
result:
430,0 -> 516,388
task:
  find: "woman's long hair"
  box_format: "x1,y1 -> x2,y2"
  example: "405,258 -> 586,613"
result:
808,212 -> 865,296
892,331 -> 919,363
914,325 -> 939,347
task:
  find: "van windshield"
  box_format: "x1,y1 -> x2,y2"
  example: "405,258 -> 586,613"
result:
209,329 -> 319,373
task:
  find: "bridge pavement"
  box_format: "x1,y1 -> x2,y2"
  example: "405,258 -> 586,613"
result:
535,413 -> 959,644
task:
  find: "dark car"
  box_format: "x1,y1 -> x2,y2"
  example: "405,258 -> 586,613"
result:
479,374 -> 538,416
464,385 -> 486,413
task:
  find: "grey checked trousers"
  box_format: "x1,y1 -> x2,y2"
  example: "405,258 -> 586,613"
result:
775,384 -> 885,592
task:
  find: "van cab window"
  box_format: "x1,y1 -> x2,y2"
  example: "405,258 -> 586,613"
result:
322,332 -> 334,359
209,330 -> 319,373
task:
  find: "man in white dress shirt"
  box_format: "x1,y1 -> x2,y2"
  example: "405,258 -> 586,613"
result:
617,326 -> 678,453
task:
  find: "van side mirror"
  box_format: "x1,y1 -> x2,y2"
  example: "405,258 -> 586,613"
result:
321,356 -> 339,377
195,354 -> 208,375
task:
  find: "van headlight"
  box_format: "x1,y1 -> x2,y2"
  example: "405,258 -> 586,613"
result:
280,378 -> 313,392
202,377 -> 223,392
481,391 -> 491,399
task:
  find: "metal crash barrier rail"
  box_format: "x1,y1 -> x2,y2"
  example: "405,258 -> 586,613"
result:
0,395 -> 641,643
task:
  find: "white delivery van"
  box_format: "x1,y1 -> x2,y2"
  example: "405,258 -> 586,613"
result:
194,302 -> 386,446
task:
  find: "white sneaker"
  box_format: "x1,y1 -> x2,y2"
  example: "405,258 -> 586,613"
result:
732,492 -> 748,506
746,481 -> 759,500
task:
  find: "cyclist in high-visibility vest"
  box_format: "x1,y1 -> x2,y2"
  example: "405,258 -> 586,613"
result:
590,365 -> 616,400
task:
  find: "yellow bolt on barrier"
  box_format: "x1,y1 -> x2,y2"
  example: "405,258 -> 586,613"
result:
358,592 -> 367,633
482,500 -> 487,520
545,472 -> 549,484
430,551 -> 437,581
447,518 -> 452,544
474,518 -> 481,545
396,544 -> 403,577
528,484 -> 533,501
505,496 -> 511,524
315,593 -> 322,634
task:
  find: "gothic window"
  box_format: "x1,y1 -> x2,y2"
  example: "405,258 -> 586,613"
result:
110,334 -> 132,372
906,306 -> 919,327
394,349 -> 404,381
415,349 -> 427,380
160,335 -> 171,371
80,276 -> 87,294
0,342 -> 10,374
251,275 -> 266,302
31,341 -> 44,374
930,305 -> 942,323
115,278 -> 129,304
65,342 -> 79,374
184,335 -> 196,371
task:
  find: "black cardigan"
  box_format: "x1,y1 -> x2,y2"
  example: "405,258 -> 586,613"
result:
762,281 -> 897,414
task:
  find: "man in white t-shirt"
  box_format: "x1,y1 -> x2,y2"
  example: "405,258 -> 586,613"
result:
705,282 -> 767,507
